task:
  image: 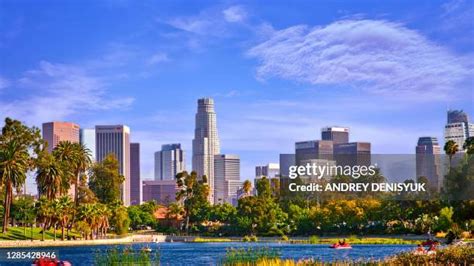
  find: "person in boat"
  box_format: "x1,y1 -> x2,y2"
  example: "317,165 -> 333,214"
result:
416,244 -> 425,252
337,239 -> 347,246
428,244 -> 437,252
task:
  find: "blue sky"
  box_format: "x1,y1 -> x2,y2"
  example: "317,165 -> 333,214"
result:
0,0 -> 473,193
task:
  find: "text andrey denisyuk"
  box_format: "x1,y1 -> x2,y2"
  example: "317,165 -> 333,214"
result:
288,182 -> 426,192
287,163 -> 426,193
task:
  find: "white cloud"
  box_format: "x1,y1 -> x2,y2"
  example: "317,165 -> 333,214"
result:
0,61 -> 134,126
0,76 -> 10,90
147,52 -> 169,65
164,5 -> 248,36
223,6 -> 247,23
247,19 -> 473,100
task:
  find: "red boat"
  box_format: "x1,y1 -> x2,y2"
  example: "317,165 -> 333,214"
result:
421,240 -> 439,246
330,243 -> 352,249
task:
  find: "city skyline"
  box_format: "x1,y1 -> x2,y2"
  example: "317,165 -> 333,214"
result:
1,1 -> 473,194
15,105 -> 471,195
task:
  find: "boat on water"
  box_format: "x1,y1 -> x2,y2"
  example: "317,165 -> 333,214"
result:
330,243 -> 352,249
142,247 -> 152,252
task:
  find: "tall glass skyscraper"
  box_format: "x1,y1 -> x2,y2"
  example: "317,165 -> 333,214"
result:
416,137 -> 442,191
95,125 -> 131,206
192,98 -> 220,203
79,128 -> 96,162
154,143 -> 185,181
130,143 -> 141,205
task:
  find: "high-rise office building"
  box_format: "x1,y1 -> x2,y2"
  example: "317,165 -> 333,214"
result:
279,154 -> 295,178
334,142 -> 371,167
255,163 -> 280,179
42,122 -> 80,153
142,180 -> 177,204
416,137 -> 442,191
444,110 -> 473,151
95,125 -> 131,206
447,110 -> 469,124
295,140 -> 333,166
214,154 -> 240,204
154,144 -> 185,181
321,126 -> 349,144
80,128 -> 96,161
192,98 -> 220,203
130,143 -> 140,205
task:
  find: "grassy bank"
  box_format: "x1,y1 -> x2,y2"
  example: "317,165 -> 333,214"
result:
305,236 -> 418,245
193,236 -> 420,245
0,227 -> 81,241
221,245 -> 473,265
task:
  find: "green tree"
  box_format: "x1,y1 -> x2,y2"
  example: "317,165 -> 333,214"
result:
36,149 -> 63,200
11,195 -> 35,239
463,137 -> 474,155
54,142 -> 92,205
57,196 -> 74,240
0,118 -> 42,233
436,206 -> 454,232
35,197 -> 52,241
111,205 -> 129,235
210,203 -> 237,224
89,154 -> 125,204
444,140 -> 459,170
176,171 -> 210,232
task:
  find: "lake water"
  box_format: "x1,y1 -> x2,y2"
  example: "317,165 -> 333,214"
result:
1,242 -> 415,265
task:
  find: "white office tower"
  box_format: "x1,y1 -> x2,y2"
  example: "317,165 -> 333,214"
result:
214,154 -> 240,205
444,110 -> 474,151
155,143 -> 185,180
95,125 -> 131,206
192,98 -> 220,203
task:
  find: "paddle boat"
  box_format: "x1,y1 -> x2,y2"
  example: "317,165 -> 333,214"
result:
330,243 -> 352,249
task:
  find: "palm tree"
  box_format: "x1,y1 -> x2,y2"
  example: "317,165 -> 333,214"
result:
54,142 -> 91,205
0,141 -> 30,233
36,197 -> 52,241
444,140 -> 459,170
0,118 -> 41,233
50,199 -> 63,241
463,137 -> 474,155
57,196 -> 74,240
52,141 -> 76,196
36,150 -> 63,200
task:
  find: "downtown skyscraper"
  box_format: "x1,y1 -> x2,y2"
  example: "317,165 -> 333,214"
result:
154,143 -> 185,181
444,110 -> 474,152
192,98 -> 220,203
95,125 -> 131,206
42,122 -> 80,153
416,137 -> 442,191
130,143 -> 141,205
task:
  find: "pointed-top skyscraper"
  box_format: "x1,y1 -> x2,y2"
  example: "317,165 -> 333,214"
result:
192,98 -> 220,203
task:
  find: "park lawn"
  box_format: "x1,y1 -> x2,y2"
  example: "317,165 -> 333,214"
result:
0,226 -> 81,240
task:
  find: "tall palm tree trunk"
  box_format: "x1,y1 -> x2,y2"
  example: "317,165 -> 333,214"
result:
61,223 -> 65,241
2,183 -> 12,233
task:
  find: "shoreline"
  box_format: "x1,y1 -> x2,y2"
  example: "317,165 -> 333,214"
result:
0,234 -> 448,248
0,235 -> 167,248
